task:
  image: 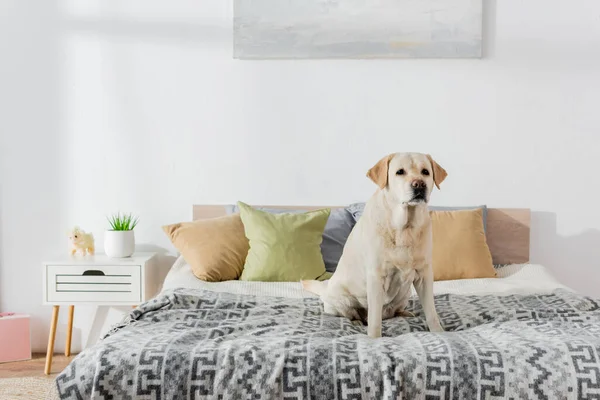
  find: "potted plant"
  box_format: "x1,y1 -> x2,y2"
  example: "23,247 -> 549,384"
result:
104,212 -> 139,258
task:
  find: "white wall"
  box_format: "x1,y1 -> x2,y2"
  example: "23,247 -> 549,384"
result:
1,0 -> 599,353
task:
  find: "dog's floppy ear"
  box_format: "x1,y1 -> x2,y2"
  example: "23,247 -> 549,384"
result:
367,154 -> 393,189
426,154 -> 448,189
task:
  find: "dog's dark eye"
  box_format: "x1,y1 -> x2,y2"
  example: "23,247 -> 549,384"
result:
421,169 -> 430,176
74,235 -> 78,239
396,169 -> 405,175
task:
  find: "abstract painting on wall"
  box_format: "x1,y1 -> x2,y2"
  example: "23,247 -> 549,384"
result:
234,0 -> 482,59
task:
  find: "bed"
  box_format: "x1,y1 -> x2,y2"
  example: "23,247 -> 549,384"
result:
54,206 -> 600,399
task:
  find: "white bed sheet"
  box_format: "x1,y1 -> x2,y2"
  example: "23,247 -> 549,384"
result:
160,256 -> 572,299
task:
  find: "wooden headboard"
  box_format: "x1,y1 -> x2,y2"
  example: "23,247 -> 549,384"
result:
192,205 -> 530,265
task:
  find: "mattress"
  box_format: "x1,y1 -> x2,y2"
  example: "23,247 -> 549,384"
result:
56,263 -> 600,399
161,255 -> 572,298
56,257 -> 596,400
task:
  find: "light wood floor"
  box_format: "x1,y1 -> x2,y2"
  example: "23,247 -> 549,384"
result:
0,353 -> 75,378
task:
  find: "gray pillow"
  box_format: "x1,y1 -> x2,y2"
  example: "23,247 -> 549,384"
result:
225,205 -> 356,273
347,202 -> 366,221
347,203 -> 488,233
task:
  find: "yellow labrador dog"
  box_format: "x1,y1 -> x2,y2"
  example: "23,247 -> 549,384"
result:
302,152 -> 447,338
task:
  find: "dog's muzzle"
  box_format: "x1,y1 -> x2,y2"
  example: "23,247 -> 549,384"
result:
411,190 -> 427,202
410,180 -> 427,203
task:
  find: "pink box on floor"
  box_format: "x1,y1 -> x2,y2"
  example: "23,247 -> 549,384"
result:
0,312 -> 32,363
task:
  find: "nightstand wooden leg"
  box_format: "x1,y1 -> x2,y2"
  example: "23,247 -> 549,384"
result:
65,305 -> 74,357
45,305 -> 60,375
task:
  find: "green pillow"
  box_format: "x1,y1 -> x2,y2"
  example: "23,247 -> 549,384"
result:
237,201 -> 332,282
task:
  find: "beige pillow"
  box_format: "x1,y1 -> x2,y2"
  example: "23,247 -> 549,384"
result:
430,208 -> 496,281
162,215 -> 249,282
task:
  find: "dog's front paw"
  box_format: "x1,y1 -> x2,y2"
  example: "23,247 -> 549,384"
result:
427,318 -> 444,333
368,326 -> 382,338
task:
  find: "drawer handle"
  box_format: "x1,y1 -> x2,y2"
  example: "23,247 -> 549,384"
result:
82,270 -> 105,276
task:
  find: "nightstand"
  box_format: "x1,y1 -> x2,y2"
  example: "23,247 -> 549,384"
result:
42,252 -> 159,374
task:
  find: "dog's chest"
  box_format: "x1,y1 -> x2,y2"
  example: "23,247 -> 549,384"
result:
381,267 -> 415,304
382,225 -> 428,270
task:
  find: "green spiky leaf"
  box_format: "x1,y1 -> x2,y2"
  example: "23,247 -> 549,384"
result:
106,212 -> 139,231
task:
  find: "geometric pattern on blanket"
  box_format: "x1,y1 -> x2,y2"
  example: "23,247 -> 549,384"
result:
55,288 -> 600,399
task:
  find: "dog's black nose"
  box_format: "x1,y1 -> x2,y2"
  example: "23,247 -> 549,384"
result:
411,180 -> 426,189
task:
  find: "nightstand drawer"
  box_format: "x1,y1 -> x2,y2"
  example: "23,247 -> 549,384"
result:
46,265 -> 141,303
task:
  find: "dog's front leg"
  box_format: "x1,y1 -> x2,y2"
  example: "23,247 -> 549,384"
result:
367,271 -> 384,338
414,267 -> 444,332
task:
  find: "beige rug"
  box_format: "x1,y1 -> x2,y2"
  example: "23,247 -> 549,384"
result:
0,377 -> 60,400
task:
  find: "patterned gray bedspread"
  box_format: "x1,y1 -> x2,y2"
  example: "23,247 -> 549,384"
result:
56,288 -> 600,399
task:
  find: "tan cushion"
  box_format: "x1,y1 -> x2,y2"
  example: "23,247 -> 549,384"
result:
162,215 -> 249,282
430,208 -> 496,281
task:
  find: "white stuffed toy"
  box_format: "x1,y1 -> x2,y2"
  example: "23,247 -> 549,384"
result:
68,226 -> 95,256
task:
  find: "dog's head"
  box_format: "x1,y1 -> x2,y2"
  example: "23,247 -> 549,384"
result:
367,152 -> 447,205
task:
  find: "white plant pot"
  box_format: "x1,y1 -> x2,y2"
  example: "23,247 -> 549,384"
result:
104,230 -> 135,258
